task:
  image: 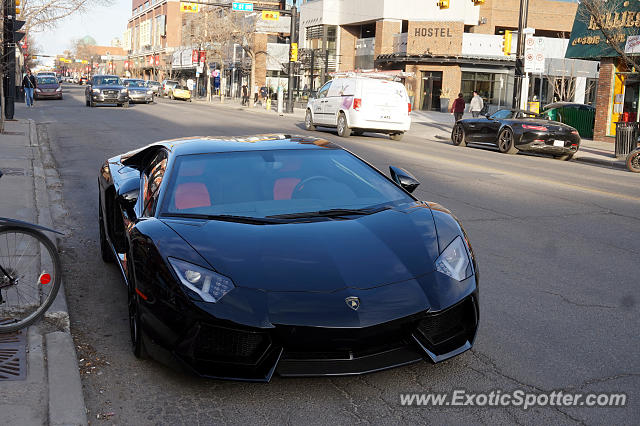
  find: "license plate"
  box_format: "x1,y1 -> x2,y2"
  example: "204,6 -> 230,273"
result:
553,140 -> 565,147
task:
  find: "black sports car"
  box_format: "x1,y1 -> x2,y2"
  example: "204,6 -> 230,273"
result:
98,135 -> 479,381
451,109 -> 581,160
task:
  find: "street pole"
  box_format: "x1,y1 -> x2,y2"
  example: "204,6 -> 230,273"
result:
512,0 -> 529,109
3,0 -> 17,119
286,5 -> 297,114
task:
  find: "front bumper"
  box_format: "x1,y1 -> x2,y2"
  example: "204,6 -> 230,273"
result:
140,279 -> 479,381
35,91 -> 62,99
91,92 -> 129,104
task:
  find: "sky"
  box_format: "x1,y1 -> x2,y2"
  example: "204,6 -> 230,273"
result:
34,0 -> 302,67
34,0 -> 132,66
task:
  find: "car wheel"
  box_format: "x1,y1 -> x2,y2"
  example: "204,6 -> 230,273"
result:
304,109 -> 316,131
626,149 -> 640,173
128,283 -> 147,359
389,132 -> 404,141
188,98 -> 192,102
451,123 -> 467,147
98,196 -> 114,263
497,128 -> 518,154
554,153 -> 574,161
337,112 -> 351,137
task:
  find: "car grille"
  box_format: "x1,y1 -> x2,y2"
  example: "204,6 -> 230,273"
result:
103,90 -> 118,96
415,296 -> 477,355
192,324 -> 271,363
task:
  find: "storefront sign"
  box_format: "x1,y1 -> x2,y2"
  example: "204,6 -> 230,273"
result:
566,3 -> 640,59
414,28 -> 452,38
407,22 -> 463,56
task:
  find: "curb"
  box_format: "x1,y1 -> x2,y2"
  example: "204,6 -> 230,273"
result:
27,119 -> 88,426
573,154 -> 627,170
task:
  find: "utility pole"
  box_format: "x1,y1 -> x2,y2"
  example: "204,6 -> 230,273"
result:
286,5 -> 298,114
512,0 -> 529,110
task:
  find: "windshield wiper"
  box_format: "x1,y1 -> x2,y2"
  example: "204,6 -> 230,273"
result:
267,205 -> 391,219
161,213 -> 284,224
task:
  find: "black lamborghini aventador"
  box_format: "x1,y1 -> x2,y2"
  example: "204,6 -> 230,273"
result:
451,109 -> 581,160
98,134 -> 479,381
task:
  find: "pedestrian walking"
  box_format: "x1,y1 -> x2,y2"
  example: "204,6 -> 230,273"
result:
470,91 -> 484,117
450,93 -> 465,122
241,84 -> 248,106
22,70 -> 37,108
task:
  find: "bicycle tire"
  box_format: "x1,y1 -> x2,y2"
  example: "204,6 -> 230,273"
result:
0,226 -> 62,333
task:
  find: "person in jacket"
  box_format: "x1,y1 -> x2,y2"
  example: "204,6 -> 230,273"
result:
470,91 -> 484,117
22,70 -> 37,108
241,85 -> 248,106
450,93 -> 465,122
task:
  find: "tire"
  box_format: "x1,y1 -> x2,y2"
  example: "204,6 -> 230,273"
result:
389,133 -> 404,141
98,196 -> 114,263
188,98 -> 192,102
337,112 -> 351,137
626,149 -> 640,173
304,109 -> 316,131
0,226 -> 62,333
451,123 -> 467,147
127,262 -> 147,359
497,128 -> 518,154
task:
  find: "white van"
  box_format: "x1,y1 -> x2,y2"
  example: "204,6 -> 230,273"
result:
304,76 -> 412,140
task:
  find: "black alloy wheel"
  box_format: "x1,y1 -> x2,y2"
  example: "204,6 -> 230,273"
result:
497,128 -> 518,154
127,263 -> 147,359
452,123 -> 467,147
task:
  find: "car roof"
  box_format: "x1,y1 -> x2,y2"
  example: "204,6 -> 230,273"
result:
119,135 -> 341,166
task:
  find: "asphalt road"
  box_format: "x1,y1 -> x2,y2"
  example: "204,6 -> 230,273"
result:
20,85 -> 639,425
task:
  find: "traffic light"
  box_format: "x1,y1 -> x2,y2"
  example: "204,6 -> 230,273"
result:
15,0 -> 21,15
437,0 -> 449,9
502,30 -> 513,55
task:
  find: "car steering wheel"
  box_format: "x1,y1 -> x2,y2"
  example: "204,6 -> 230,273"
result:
292,176 -> 333,198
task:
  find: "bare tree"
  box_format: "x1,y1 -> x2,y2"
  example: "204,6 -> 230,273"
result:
20,0 -> 113,34
578,0 -> 640,70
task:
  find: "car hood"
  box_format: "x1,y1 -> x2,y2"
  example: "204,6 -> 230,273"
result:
94,85 -> 125,90
38,84 -> 59,89
128,87 -> 149,92
163,205 -> 440,293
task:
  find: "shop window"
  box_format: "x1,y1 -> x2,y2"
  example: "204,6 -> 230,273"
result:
360,23 -> 376,39
462,71 -> 511,108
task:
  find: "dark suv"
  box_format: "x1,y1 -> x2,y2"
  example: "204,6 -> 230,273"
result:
85,75 -> 130,107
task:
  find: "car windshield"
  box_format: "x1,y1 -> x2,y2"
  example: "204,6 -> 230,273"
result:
161,149 -> 413,219
149,81 -> 160,86
126,80 -> 146,87
94,76 -> 121,86
37,77 -> 58,85
490,110 -> 515,119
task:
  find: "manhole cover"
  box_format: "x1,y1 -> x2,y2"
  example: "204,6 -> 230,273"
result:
0,322 -> 27,381
0,168 -> 26,176
0,131 -> 25,136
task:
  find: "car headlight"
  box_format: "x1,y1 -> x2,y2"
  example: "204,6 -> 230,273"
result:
121,88 -> 128,93
92,88 -> 100,93
168,257 -> 235,303
56,87 -> 62,91
435,236 -> 472,281
35,88 -> 41,92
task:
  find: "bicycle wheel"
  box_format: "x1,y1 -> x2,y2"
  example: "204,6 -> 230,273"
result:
0,226 -> 61,333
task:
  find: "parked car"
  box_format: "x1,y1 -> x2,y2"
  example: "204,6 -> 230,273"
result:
169,85 -> 192,101
451,109 -> 581,160
98,134 -> 479,380
85,75 -> 130,108
147,80 -> 162,96
161,80 -> 179,97
79,76 -> 89,85
123,79 -> 154,104
304,75 -> 412,140
34,76 -> 63,100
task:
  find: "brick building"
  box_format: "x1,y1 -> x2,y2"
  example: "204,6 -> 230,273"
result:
299,0 -> 594,112
566,1 -> 640,140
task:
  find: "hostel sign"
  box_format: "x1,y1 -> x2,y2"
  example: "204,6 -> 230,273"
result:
566,2 -> 640,59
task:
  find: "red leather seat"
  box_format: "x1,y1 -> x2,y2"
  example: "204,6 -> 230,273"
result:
273,178 -> 300,200
175,182 -> 211,209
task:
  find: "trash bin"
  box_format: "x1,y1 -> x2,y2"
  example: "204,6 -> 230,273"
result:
615,122 -> 640,158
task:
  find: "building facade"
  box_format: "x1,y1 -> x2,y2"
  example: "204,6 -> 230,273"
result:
299,0 -> 595,112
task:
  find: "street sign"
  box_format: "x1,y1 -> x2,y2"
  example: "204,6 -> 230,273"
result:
180,2 -> 199,13
232,2 -> 253,11
262,11 -> 280,21
290,43 -> 298,62
524,34 -> 545,74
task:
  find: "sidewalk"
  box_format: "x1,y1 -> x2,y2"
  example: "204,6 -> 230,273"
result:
0,119 -> 87,425
192,95 -> 307,120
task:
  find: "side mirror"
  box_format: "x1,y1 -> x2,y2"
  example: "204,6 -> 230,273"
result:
389,166 -> 420,193
118,189 -> 139,218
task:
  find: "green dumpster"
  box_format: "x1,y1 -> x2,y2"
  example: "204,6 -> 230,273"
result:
541,102 -> 595,139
